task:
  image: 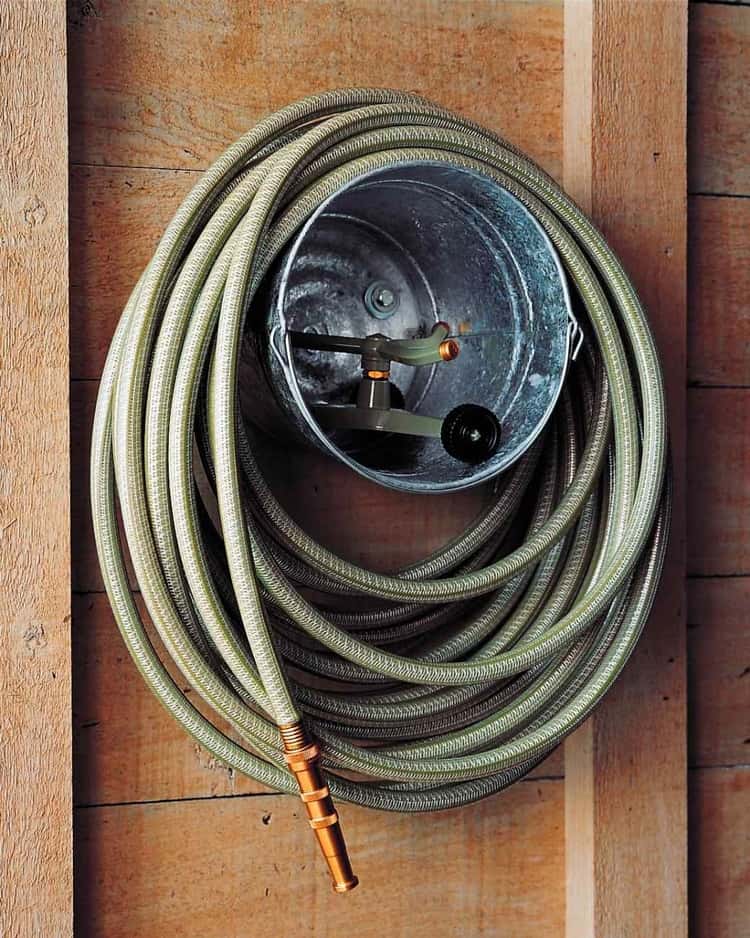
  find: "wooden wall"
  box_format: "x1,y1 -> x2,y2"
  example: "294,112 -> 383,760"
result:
65,0 -> 747,935
687,2 -> 750,935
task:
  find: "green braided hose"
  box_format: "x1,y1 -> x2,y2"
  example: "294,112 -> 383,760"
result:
91,88 -> 670,816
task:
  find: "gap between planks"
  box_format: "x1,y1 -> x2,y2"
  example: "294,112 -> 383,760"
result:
693,1 -> 750,8
74,775 -> 565,812
69,160 -> 750,201
71,766 -> 748,814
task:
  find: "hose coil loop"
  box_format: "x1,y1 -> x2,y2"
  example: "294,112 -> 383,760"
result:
92,89 -> 670,830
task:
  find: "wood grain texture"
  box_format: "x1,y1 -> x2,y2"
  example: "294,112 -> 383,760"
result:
690,767 -> 750,938
74,780 -> 564,938
0,2 -> 72,936
688,2 -> 750,196
73,592 -> 267,805
688,194 -> 750,387
687,389 -> 750,576
687,577 -> 750,768
67,0 -> 563,179
561,3 -> 594,928
70,165 -> 195,380
687,8 -> 750,934
563,2 -> 688,936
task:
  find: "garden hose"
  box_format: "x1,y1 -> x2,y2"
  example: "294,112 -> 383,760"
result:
91,88 -> 671,892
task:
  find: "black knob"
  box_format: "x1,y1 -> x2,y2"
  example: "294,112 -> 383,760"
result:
441,404 -> 501,464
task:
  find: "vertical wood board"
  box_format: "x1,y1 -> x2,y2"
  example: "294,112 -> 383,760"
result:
689,767 -> 750,938
563,1 -> 688,935
687,577 -> 750,768
688,195 -> 750,387
0,2 -> 72,937
688,388 -> 750,577
688,2 -> 750,196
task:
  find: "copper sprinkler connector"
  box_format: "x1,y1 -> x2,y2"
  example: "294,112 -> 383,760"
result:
279,722 -> 359,893
439,338 -> 460,362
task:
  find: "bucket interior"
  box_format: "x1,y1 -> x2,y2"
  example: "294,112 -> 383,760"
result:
267,161 -> 572,493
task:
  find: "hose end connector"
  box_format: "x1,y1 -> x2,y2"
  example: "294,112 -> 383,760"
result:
438,338 -> 460,362
279,722 -> 359,894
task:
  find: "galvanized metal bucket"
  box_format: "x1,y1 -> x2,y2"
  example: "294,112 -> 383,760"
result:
242,160 -> 576,494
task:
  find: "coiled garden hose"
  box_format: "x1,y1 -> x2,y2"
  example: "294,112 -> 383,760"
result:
91,88 -> 670,892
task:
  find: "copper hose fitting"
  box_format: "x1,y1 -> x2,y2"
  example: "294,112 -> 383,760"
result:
279,722 -> 359,893
439,338 -> 460,362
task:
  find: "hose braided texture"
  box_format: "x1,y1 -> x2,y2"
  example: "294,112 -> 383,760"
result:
91,88 -> 670,816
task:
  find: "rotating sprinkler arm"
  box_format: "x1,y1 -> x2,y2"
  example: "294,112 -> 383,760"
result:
289,321 -> 459,369
380,322 -> 459,366
289,322 -> 501,464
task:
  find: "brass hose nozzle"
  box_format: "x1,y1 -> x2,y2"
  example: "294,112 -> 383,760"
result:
279,722 -> 359,893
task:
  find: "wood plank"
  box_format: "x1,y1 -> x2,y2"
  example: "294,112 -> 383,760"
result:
688,2 -> 750,196
73,592 -> 563,808
73,592 -> 267,805
687,389 -> 750,576
688,195 -> 750,387
687,577 -> 750,768
74,779 -> 564,938
0,2 -> 72,936
67,0 -> 563,178
70,165 -> 195,380
562,2 -> 688,936
689,767 -> 750,938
